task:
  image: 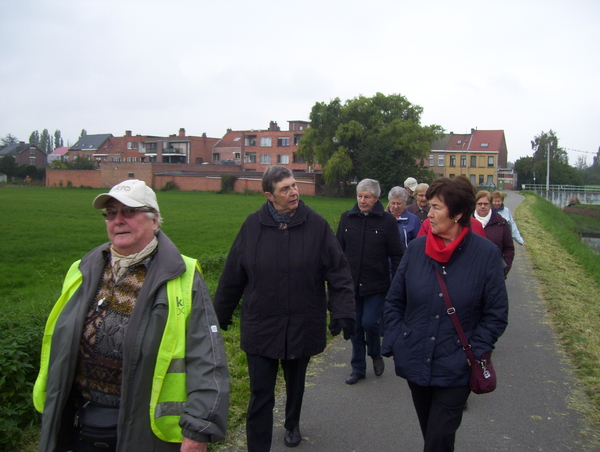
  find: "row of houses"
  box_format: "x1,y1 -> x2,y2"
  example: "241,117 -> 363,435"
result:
2,121 -> 515,191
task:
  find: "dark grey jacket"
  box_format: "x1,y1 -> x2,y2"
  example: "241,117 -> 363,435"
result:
37,231 -> 229,452
336,200 -> 404,297
213,200 -> 355,360
382,232 -> 508,387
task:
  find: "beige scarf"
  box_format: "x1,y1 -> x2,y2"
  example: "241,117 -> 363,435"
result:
110,236 -> 158,281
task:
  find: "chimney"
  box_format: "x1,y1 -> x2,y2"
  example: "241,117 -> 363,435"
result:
269,121 -> 280,132
202,132 -> 207,138
179,128 -> 186,137
471,128 -> 476,135
125,130 -> 132,137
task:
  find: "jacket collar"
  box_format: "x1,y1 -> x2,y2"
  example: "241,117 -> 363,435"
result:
258,199 -> 311,228
348,200 -> 385,217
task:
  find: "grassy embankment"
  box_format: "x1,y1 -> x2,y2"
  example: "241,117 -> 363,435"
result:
0,186 -> 350,451
516,192 -> 600,431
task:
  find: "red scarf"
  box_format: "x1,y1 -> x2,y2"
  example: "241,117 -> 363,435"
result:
425,225 -> 469,263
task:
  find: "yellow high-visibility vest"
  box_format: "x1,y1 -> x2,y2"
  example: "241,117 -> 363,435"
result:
33,255 -> 200,443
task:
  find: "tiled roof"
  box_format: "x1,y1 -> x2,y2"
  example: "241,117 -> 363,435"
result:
70,134 -> 112,151
50,146 -> 70,156
0,142 -> 30,156
213,131 -> 243,149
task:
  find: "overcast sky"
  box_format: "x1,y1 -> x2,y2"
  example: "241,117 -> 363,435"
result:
1,0 -> 598,164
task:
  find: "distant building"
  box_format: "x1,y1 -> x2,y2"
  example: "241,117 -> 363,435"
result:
429,129 -> 508,186
212,120 -> 318,173
0,142 -> 47,168
47,146 -> 70,163
67,134 -> 113,161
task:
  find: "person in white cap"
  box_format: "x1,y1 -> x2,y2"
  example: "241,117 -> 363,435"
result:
403,177 -> 418,205
34,179 -> 229,452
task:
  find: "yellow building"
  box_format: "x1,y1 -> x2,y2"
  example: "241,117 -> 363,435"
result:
429,129 -> 508,187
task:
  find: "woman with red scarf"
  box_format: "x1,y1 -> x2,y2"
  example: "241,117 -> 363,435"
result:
382,176 -> 508,452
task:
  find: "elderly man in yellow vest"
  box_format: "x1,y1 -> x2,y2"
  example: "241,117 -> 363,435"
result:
34,179 -> 229,452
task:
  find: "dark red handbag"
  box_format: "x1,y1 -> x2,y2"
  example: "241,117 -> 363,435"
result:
435,268 -> 497,394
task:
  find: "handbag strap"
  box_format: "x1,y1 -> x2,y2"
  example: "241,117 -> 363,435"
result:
434,267 -> 477,365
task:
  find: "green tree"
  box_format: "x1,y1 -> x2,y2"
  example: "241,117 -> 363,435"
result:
54,129 -> 64,149
0,134 -> 18,147
40,129 -> 52,154
531,130 -> 568,164
0,155 -> 16,177
297,93 -> 442,196
29,130 -> 40,146
79,129 -> 87,139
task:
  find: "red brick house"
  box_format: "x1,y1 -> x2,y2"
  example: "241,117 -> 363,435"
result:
212,120 -> 319,173
0,142 -> 47,168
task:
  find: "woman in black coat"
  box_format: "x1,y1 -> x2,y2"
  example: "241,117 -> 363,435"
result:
382,176 -> 508,452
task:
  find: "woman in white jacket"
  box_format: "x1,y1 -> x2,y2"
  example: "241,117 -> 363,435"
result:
491,191 -> 525,246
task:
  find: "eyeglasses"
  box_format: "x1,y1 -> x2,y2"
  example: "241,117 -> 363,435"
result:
102,207 -> 151,220
476,202 -> 491,207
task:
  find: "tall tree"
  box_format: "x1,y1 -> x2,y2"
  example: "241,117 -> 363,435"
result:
29,130 -> 40,146
40,129 -> 52,154
54,129 -> 64,149
0,134 -> 18,147
297,93 -> 442,195
531,130 -> 568,164
79,129 -> 87,139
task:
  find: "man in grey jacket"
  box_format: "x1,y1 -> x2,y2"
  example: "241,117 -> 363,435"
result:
34,179 -> 229,452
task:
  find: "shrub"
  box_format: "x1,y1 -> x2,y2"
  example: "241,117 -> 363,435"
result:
160,181 -> 178,192
218,175 -> 237,194
0,327 -> 43,450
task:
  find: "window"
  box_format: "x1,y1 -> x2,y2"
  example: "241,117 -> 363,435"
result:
260,154 -> 272,164
449,174 -> 455,178
438,156 -> 444,166
470,174 -> 476,184
293,134 -> 302,145
146,142 -> 157,151
30,148 -> 36,155
128,172 -> 135,178
479,175 -> 484,184
449,156 -> 456,167
233,137 -> 241,142
429,155 -> 434,166
470,156 -> 477,167
244,152 -> 256,163
480,142 -> 489,148
213,153 -> 220,163
234,152 -> 240,159
277,137 -> 290,147
487,175 -> 494,183
277,154 -> 290,164
29,157 -> 36,165
487,156 -> 494,167
457,140 -> 463,145
260,137 -> 272,147
127,142 -> 138,149
460,156 -> 466,167
245,135 -> 257,146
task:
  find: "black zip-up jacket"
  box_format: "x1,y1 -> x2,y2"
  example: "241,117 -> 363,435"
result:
336,200 -> 404,297
214,200 -> 355,360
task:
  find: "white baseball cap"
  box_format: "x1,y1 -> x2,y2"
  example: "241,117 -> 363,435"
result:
93,179 -> 159,213
403,177 -> 418,191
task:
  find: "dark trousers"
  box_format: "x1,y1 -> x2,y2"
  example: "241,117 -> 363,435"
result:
246,354 -> 311,452
351,292 -> 385,375
408,381 -> 471,452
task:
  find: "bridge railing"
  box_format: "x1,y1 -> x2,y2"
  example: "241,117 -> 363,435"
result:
521,184 -> 600,193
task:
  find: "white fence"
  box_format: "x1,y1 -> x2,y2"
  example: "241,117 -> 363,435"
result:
521,184 -> 600,208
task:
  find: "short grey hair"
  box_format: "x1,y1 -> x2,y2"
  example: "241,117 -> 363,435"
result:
262,166 -> 293,193
388,186 -> 408,202
413,183 -> 429,195
356,178 -> 381,198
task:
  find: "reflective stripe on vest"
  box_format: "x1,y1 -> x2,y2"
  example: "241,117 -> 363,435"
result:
33,255 -> 201,444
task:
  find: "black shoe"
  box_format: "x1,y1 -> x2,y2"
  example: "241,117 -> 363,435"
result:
345,372 -> 366,385
284,426 -> 301,447
373,358 -> 385,377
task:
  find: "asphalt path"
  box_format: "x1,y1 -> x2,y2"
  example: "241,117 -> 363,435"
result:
221,191 -> 600,452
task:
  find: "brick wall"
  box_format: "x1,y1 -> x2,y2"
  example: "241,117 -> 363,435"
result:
46,169 -> 102,188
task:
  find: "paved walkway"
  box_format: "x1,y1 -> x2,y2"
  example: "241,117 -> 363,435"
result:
221,192 -> 600,452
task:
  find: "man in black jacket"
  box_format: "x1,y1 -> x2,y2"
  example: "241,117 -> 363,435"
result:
214,166 -> 355,451
337,178 -> 403,385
